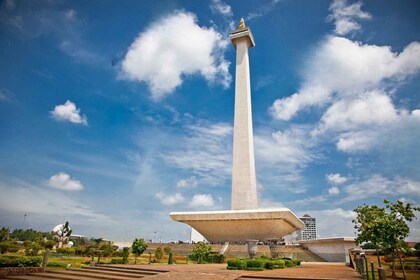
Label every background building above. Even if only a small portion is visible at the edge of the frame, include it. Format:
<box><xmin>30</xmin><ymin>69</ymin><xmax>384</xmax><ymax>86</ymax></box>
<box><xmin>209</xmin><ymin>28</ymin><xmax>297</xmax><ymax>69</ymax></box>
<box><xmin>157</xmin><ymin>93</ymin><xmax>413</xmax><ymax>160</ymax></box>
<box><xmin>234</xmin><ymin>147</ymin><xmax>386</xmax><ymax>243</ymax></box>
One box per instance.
<box><xmin>297</xmin><ymin>214</ymin><xmax>317</xmax><ymax>240</ymax></box>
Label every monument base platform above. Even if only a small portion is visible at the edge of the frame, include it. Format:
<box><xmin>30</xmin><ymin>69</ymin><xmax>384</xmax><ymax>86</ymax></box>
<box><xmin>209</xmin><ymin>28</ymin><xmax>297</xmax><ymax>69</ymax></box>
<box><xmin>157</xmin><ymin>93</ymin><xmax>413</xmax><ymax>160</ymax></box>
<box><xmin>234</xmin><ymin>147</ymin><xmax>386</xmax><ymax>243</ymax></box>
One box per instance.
<box><xmin>170</xmin><ymin>208</ymin><xmax>304</xmax><ymax>243</ymax></box>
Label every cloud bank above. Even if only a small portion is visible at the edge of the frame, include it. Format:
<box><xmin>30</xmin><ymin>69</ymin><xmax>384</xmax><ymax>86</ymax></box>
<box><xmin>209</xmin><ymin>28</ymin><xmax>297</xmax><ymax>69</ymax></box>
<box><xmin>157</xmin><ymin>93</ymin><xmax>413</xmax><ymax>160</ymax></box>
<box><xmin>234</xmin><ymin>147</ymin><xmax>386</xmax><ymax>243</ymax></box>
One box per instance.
<box><xmin>121</xmin><ymin>11</ymin><xmax>231</xmax><ymax>101</ymax></box>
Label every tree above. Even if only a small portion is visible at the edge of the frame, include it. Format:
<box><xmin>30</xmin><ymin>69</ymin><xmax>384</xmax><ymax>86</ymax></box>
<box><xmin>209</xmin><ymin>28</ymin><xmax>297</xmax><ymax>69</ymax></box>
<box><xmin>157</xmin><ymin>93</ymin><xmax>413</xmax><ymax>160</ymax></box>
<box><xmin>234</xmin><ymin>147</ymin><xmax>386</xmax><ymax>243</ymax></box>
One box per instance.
<box><xmin>163</xmin><ymin>245</ymin><xmax>172</xmax><ymax>255</ymax></box>
<box><xmin>132</xmin><ymin>238</ymin><xmax>148</xmax><ymax>264</ymax></box>
<box><xmin>353</xmin><ymin>199</ymin><xmax>419</xmax><ymax>279</ymax></box>
<box><xmin>122</xmin><ymin>247</ymin><xmax>130</xmax><ymax>264</ymax></box>
<box><xmin>0</xmin><ymin>227</ymin><xmax>9</xmax><ymax>242</ymax></box>
<box><xmin>154</xmin><ymin>246</ymin><xmax>163</xmax><ymax>262</ymax></box>
<box><xmin>190</xmin><ymin>242</ymin><xmax>212</xmax><ymax>263</ymax></box>
<box><xmin>353</xmin><ymin>203</ymin><xmax>386</xmax><ymax>267</ymax></box>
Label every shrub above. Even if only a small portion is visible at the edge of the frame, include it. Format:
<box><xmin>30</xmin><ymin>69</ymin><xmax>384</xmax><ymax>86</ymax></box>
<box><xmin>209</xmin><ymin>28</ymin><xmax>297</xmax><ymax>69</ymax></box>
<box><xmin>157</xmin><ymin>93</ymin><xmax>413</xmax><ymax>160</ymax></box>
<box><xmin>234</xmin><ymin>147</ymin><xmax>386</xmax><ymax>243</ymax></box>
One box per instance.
<box><xmin>227</xmin><ymin>259</ymin><xmax>247</xmax><ymax>270</ymax></box>
<box><xmin>0</xmin><ymin>256</ymin><xmax>42</xmax><ymax>267</ymax></box>
<box><xmin>163</xmin><ymin>246</ymin><xmax>172</xmax><ymax>255</ymax></box>
<box><xmin>168</xmin><ymin>252</ymin><xmax>174</xmax><ymax>264</ymax></box>
<box><xmin>246</xmin><ymin>259</ymin><xmax>265</xmax><ymax>270</ymax></box>
<box><xmin>110</xmin><ymin>258</ymin><xmax>124</xmax><ymax>264</ymax></box>
<box><xmin>284</xmin><ymin>259</ymin><xmax>294</xmax><ymax>267</ymax></box>
<box><xmin>155</xmin><ymin>247</ymin><xmax>163</xmax><ymax>261</ymax></box>
<box><xmin>47</xmin><ymin>261</ymin><xmax>67</xmax><ymax>267</ymax></box>
<box><xmin>0</xmin><ymin>241</ymin><xmax>10</xmax><ymax>254</ymax></box>
<box><xmin>25</xmin><ymin>242</ymin><xmax>42</xmax><ymax>256</ymax></box>
<box><xmin>189</xmin><ymin>242</ymin><xmax>212</xmax><ymax>263</ymax></box>
<box><xmin>122</xmin><ymin>247</ymin><xmax>129</xmax><ymax>264</ymax></box>
<box><xmin>273</xmin><ymin>259</ymin><xmax>285</xmax><ymax>268</ymax></box>
<box><xmin>207</xmin><ymin>253</ymin><xmax>225</xmax><ymax>263</ymax></box>
<box><xmin>265</xmin><ymin>261</ymin><xmax>274</xmax><ymax>269</ymax></box>
<box><xmin>56</xmin><ymin>247</ymin><xmax>76</xmax><ymax>255</ymax></box>
<box><xmin>292</xmin><ymin>259</ymin><xmax>301</xmax><ymax>266</ymax></box>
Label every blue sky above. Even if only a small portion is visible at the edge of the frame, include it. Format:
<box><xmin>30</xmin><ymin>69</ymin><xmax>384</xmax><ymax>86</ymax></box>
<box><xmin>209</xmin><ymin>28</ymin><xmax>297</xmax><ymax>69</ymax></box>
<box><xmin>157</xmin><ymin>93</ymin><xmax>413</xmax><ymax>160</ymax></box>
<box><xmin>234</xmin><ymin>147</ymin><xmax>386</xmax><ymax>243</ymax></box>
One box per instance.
<box><xmin>0</xmin><ymin>0</ymin><xmax>419</xmax><ymax>242</ymax></box>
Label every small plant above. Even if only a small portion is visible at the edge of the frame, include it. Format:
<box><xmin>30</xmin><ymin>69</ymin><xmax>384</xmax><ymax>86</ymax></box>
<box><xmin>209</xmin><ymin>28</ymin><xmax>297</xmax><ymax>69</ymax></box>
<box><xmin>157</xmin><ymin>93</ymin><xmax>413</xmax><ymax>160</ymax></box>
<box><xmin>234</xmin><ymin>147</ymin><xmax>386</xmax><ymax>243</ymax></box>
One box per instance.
<box><xmin>155</xmin><ymin>246</ymin><xmax>163</xmax><ymax>262</ymax></box>
<box><xmin>168</xmin><ymin>252</ymin><xmax>174</xmax><ymax>264</ymax></box>
<box><xmin>122</xmin><ymin>247</ymin><xmax>129</xmax><ymax>264</ymax></box>
<box><xmin>132</xmin><ymin>239</ymin><xmax>147</xmax><ymax>264</ymax></box>
<box><xmin>163</xmin><ymin>246</ymin><xmax>172</xmax><ymax>255</ymax></box>
<box><xmin>189</xmin><ymin>242</ymin><xmax>212</xmax><ymax>263</ymax></box>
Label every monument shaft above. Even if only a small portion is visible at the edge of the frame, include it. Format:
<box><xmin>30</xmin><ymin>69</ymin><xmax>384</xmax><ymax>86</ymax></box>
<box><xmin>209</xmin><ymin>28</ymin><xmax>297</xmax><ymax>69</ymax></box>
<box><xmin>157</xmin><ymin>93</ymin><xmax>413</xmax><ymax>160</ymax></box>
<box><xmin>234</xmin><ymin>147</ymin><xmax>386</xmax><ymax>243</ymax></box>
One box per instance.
<box><xmin>230</xmin><ymin>28</ymin><xmax>257</xmax><ymax>210</ymax></box>
<box><xmin>170</xmin><ymin>21</ymin><xmax>304</xmax><ymax>244</ymax></box>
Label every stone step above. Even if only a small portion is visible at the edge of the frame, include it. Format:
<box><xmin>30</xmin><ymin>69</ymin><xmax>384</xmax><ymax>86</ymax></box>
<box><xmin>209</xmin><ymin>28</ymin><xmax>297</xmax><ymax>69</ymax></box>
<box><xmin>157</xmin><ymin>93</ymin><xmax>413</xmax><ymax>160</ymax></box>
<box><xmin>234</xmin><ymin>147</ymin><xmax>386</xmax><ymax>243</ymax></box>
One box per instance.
<box><xmin>56</xmin><ymin>268</ymin><xmax>148</xmax><ymax>280</ymax></box>
<box><xmin>71</xmin><ymin>267</ymin><xmax>148</xmax><ymax>278</ymax></box>
<box><xmin>7</xmin><ymin>272</ymin><xmax>103</xmax><ymax>280</ymax></box>
<box><xmin>86</xmin><ymin>266</ymin><xmax>159</xmax><ymax>275</ymax></box>
<box><xmin>95</xmin><ymin>264</ymin><xmax>168</xmax><ymax>273</ymax></box>
<box><xmin>28</xmin><ymin>271</ymin><xmax>138</xmax><ymax>280</ymax></box>
<box><xmin>7</xmin><ymin>276</ymin><xmax>64</xmax><ymax>280</ymax></box>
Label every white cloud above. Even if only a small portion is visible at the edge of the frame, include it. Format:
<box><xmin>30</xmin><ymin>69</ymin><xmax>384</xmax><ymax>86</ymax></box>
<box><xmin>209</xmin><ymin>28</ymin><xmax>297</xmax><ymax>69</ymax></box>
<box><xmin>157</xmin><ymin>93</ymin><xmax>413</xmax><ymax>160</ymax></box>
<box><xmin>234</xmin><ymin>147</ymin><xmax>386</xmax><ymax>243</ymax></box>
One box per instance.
<box><xmin>328</xmin><ymin>186</ymin><xmax>340</xmax><ymax>195</ymax></box>
<box><xmin>176</xmin><ymin>176</ymin><xmax>198</xmax><ymax>188</ymax></box>
<box><xmin>51</xmin><ymin>100</ymin><xmax>88</xmax><ymax>125</ymax></box>
<box><xmin>327</xmin><ymin>0</ymin><xmax>372</xmax><ymax>35</ymax></box>
<box><xmin>319</xmin><ymin>90</ymin><xmax>398</xmax><ymax>132</ymax></box>
<box><xmin>326</xmin><ymin>173</ymin><xmax>348</xmax><ymax>185</ymax></box>
<box><xmin>155</xmin><ymin>192</ymin><xmax>185</xmax><ymax>206</ymax></box>
<box><xmin>46</xmin><ymin>172</ymin><xmax>84</xmax><ymax>191</ymax></box>
<box><xmin>270</xmin><ymin>37</ymin><xmax>420</xmax><ymax>121</ymax></box>
<box><xmin>0</xmin><ymin>177</ymin><xmax>116</xmax><ymax>234</ymax></box>
<box><xmin>121</xmin><ymin>11</ymin><xmax>231</xmax><ymax>101</ymax></box>
<box><xmin>254</xmin><ymin>126</ymin><xmax>317</xmax><ymax>193</ymax></box>
<box><xmin>210</xmin><ymin>0</ymin><xmax>232</xmax><ymax>16</ymax></box>
<box><xmin>190</xmin><ymin>194</ymin><xmax>214</xmax><ymax>207</ymax></box>
<box><xmin>340</xmin><ymin>174</ymin><xmax>420</xmax><ymax>203</ymax></box>
<box><xmin>0</xmin><ymin>88</ymin><xmax>14</xmax><ymax>102</ymax></box>
<box><xmin>246</xmin><ymin>0</ymin><xmax>282</xmax><ymax>21</ymax></box>
<box><xmin>162</xmin><ymin>122</ymin><xmax>232</xmax><ymax>186</ymax></box>
<box><xmin>336</xmin><ymin>130</ymin><xmax>376</xmax><ymax>152</ymax></box>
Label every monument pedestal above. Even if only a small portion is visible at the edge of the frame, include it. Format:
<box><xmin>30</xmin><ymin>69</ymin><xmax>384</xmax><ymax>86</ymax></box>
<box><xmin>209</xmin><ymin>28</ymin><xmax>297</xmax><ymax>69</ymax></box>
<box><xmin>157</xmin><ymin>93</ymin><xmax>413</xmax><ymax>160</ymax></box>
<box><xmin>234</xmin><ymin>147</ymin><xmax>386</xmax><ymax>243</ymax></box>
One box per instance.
<box><xmin>170</xmin><ymin>208</ymin><xmax>303</xmax><ymax>243</ymax></box>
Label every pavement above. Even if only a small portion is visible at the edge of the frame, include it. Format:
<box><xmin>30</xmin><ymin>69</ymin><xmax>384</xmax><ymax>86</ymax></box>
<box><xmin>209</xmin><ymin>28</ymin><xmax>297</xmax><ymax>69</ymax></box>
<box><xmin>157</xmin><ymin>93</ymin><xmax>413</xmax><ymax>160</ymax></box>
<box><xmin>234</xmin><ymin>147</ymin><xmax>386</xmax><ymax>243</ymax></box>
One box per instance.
<box><xmin>140</xmin><ymin>263</ymin><xmax>362</xmax><ymax>280</ymax></box>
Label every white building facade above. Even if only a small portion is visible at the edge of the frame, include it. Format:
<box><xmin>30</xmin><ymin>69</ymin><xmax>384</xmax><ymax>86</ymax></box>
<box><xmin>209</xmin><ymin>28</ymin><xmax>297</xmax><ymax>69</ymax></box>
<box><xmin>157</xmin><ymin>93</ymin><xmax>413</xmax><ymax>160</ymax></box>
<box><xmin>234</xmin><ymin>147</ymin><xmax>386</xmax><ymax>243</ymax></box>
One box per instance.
<box><xmin>297</xmin><ymin>214</ymin><xmax>317</xmax><ymax>240</ymax></box>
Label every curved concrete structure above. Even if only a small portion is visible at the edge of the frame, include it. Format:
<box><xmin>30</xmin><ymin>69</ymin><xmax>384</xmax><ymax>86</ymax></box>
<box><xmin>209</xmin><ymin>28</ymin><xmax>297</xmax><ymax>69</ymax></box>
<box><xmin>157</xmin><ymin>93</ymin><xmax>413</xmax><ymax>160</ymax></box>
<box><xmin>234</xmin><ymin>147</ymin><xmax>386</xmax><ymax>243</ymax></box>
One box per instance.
<box><xmin>170</xmin><ymin>208</ymin><xmax>304</xmax><ymax>243</ymax></box>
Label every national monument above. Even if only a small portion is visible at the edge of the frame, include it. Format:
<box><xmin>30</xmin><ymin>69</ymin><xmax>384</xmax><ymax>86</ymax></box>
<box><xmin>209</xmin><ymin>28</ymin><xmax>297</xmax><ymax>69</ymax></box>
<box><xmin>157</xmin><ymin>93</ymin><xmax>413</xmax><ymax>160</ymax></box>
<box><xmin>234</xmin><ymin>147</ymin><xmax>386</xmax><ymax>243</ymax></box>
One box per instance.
<box><xmin>170</xmin><ymin>19</ymin><xmax>304</xmax><ymax>245</ymax></box>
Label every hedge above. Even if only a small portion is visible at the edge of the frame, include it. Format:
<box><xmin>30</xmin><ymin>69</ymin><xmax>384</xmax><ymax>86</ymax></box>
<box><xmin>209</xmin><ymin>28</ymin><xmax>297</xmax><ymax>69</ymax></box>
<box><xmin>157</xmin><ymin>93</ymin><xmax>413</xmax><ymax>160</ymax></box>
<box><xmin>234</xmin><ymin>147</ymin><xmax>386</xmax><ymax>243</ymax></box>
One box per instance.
<box><xmin>227</xmin><ymin>259</ymin><xmax>247</xmax><ymax>270</ymax></box>
<box><xmin>227</xmin><ymin>258</ymin><xmax>299</xmax><ymax>271</ymax></box>
<box><xmin>273</xmin><ymin>259</ymin><xmax>285</xmax><ymax>268</ymax></box>
<box><xmin>47</xmin><ymin>261</ymin><xmax>67</xmax><ymax>268</ymax></box>
<box><xmin>246</xmin><ymin>259</ymin><xmax>265</xmax><ymax>271</ymax></box>
<box><xmin>110</xmin><ymin>258</ymin><xmax>124</xmax><ymax>264</ymax></box>
<box><xmin>0</xmin><ymin>256</ymin><xmax>42</xmax><ymax>267</ymax></box>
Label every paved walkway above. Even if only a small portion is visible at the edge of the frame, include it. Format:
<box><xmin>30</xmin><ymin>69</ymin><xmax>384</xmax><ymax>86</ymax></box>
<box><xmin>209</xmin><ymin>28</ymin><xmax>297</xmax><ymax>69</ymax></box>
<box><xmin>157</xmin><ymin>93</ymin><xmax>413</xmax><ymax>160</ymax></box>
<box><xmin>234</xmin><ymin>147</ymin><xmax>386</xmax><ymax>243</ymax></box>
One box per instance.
<box><xmin>139</xmin><ymin>263</ymin><xmax>362</xmax><ymax>280</ymax></box>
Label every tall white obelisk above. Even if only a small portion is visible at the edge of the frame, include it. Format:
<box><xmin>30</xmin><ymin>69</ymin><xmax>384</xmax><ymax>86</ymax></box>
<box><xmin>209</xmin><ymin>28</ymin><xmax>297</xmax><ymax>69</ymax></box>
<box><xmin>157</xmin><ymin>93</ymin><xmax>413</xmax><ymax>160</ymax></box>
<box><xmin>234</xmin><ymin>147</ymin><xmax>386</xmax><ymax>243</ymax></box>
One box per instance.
<box><xmin>230</xmin><ymin>19</ymin><xmax>258</xmax><ymax>210</ymax></box>
<box><xmin>170</xmin><ymin>19</ymin><xmax>304</xmax><ymax>244</ymax></box>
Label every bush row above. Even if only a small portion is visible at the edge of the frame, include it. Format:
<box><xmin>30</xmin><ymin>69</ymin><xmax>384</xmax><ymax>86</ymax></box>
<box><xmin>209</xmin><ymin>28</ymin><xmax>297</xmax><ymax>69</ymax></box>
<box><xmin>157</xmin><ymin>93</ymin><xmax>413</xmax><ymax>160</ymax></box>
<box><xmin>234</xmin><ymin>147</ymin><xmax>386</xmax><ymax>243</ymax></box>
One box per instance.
<box><xmin>188</xmin><ymin>253</ymin><xmax>225</xmax><ymax>264</ymax></box>
<box><xmin>227</xmin><ymin>258</ymin><xmax>301</xmax><ymax>271</ymax></box>
<box><xmin>46</xmin><ymin>261</ymin><xmax>67</xmax><ymax>268</ymax></box>
<box><xmin>0</xmin><ymin>256</ymin><xmax>42</xmax><ymax>267</ymax></box>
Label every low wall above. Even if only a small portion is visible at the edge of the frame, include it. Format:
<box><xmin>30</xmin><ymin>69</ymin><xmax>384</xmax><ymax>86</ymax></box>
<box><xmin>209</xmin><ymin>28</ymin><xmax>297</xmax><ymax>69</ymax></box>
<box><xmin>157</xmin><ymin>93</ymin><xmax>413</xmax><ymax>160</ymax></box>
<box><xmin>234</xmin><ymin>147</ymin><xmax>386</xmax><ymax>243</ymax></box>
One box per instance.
<box><xmin>299</xmin><ymin>237</ymin><xmax>358</xmax><ymax>263</ymax></box>
<box><xmin>0</xmin><ymin>267</ymin><xmax>43</xmax><ymax>279</ymax></box>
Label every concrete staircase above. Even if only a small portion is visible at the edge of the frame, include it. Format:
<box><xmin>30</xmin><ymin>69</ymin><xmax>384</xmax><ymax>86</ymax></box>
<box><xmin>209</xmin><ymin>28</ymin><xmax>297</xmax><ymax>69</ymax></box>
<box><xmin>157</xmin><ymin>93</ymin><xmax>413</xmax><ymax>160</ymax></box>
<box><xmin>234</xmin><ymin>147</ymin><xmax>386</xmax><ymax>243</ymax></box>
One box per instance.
<box><xmin>225</xmin><ymin>245</ymin><xmax>326</xmax><ymax>262</ymax></box>
<box><xmin>6</xmin><ymin>265</ymin><xmax>168</xmax><ymax>280</ymax></box>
